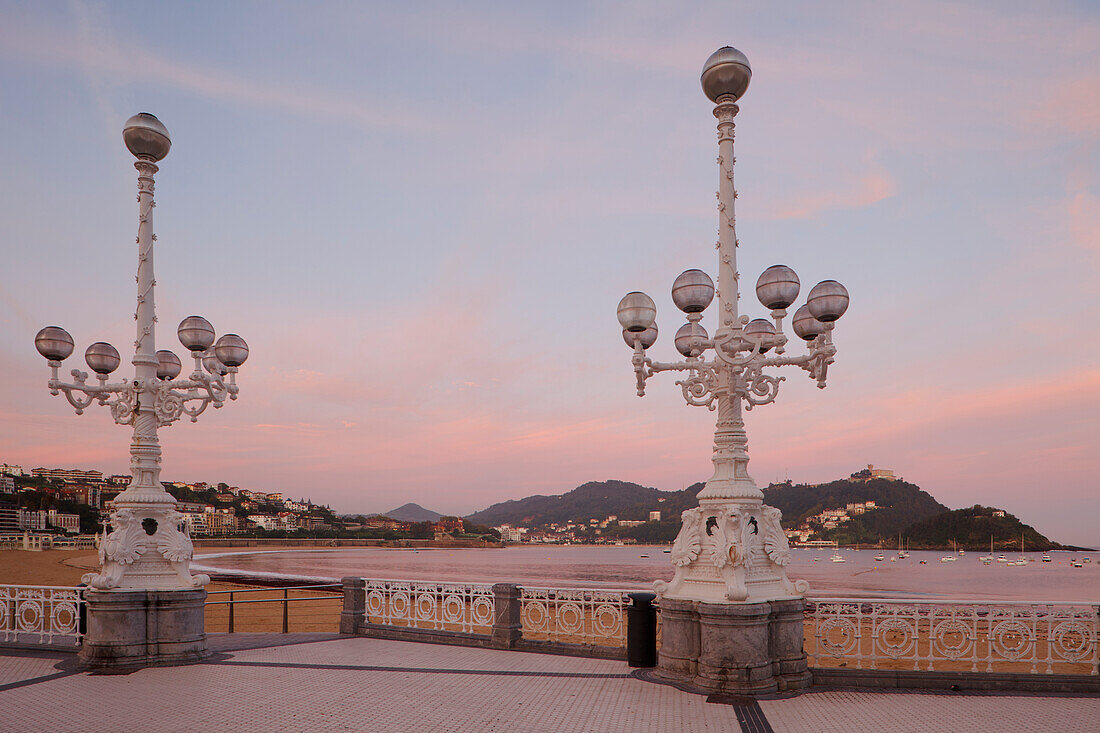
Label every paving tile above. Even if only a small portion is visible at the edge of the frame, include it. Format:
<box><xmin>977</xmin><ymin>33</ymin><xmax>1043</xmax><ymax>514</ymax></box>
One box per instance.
<box><xmin>0</xmin><ymin>638</ymin><xmax>1096</xmax><ymax>733</ymax></box>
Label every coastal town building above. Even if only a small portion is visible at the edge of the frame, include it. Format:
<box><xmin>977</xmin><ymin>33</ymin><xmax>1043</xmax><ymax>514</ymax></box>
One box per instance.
<box><xmin>31</xmin><ymin>467</ymin><xmax>104</xmax><ymax>484</ymax></box>
<box><xmin>247</xmin><ymin>515</ymin><xmax>278</xmax><ymax>531</ymax></box>
<box><xmin>0</xmin><ymin>463</ymin><xmax>24</xmax><ymax>476</ymax></box>
<box><xmin>208</xmin><ymin>510</ymin><xmax>239</xmax><ymax>534</ymax></box>
<box><xmin>47</xmin><ymin>510</ymin><xmax>80</xmax><ymax>533</ymax></box>
<box><xmin>61</xmin><ymin>484</ymin><xmax>101</xmax><ymax>508</ymax></box>
<box><xmin>0</xmin><ymin>475</ymin><xmax>13</xmax><ymax>493</ymax></box>
<box><xmin>496</xmin><ymin>525</ymin><xmax>525</xmax><ymax>542</ymax></box>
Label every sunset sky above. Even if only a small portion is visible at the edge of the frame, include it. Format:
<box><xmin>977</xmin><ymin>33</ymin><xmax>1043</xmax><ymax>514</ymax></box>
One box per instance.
<box><xmin>1</xmin><ymin>2</ymin><xmax>1096</xmax><ymax>546</ymax></box>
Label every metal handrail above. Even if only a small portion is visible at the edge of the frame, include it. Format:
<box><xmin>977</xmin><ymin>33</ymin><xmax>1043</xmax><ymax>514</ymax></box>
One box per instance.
<box><xmin>206</xmin><ymin>583</ymin><xmax>340</xmax><ymax>595</ymax></box>
<box><xmin>203</xmin><ymin>585</ymin><xmax>341</xmax><ymax>633</ymax></box>
<box><xmin>807</xmin><ymin>597</ymin><xmax>1099</xmax><ymax>607</ymax></box>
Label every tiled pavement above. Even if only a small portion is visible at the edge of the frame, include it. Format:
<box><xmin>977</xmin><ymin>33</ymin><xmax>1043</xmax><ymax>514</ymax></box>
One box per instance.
<box><xmin>0</xmin><ymin>636</ymin><xmax>1096</xmax><ymax>732</ymax></box>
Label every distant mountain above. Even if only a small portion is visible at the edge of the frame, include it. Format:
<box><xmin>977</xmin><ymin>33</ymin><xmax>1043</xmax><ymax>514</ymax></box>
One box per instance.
<box><xmin>462</xmin><ymin>475</ymin><xmax>1074</xmax><ymax>549</ymax></box>
<box><xmin>385</xmin><ymin>503</ymin><xmax>442</xmax><ymax>522</ymax></box>
<box><xmin>465</xmin><ymin>480</ymin><xmax>700</xmax><ymax>527</ymax></box>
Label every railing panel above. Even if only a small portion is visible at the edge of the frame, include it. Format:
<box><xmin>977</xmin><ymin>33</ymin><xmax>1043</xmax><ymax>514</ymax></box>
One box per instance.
<box><xmin>519</xmin><ymin>587</ymin><xmax>630</xmax><ymax>647</ymax></box>
<box><xmin>0</xmin><ymin>585</ymin><xmax>84</xmax><ymax>647</ymax></box>
<box><xmin>806</xmin><ymin>598</ymin><xmax>1098</xmax><ymax>675</ymax></box>
<box><xmin>363</xmin><ymin>579</ymin><xmax>494</xmax><ymax>635</ymax></box>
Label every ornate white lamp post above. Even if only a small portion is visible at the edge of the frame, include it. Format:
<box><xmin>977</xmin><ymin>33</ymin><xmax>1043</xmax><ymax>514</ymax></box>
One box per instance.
<box><xmin>34</xmin><ymin>114</ymin><xmax>248</xmax><ymax>594</ymax></box>
<box><xmin>616</xmin><ymin>48</ymin><xmax>849</xmax><ymax>696</ymax></box>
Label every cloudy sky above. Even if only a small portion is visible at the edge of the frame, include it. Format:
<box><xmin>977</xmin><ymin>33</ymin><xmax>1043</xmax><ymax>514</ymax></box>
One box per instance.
<box><xmin>0</xmin><ymin>1</ymin><xmax>1096</xmax><ymax>546</ymax></box>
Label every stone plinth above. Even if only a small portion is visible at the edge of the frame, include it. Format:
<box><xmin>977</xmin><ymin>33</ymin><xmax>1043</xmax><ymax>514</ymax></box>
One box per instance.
<box><xmin>340</xmin><ymin>577</ymin><xmax>365</xmax><ymax>634</ymax></box>
<box><xmin>79</xmin><ymin>588</ymin><xmax>209</xmax><ymax>672</ymax></box>
<box><xmin>768</xmin><ymin>598</ymin><xmax>812</xmax><ymax>692</ymax></box>
<box><xmin>490</xmin><ymin>583</ymin><xmax>522</xmax><ymax>649</ymax></box>
<box><xmin>656</xmin><ymin>598</ymin><xmax>809</xmax><ymax>697</ymax></box>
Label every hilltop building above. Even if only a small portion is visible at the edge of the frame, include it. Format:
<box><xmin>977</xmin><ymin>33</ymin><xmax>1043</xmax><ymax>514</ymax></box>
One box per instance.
<box><xmin>850</xmin><ymin>464</ymin><xmax>897</xmax><ymax>482</ymax></box>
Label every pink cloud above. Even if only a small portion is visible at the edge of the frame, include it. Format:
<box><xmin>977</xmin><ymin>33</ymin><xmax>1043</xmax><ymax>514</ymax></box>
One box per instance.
<box><xmin>756</xmin><ymin>171</ymin><xmax>897</xmax><ymax>221</ymax></box>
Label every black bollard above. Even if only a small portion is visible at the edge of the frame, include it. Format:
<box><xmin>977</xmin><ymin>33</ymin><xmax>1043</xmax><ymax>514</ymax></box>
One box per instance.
<box><xmin>626</xmin><ymin>592</ymin><xmax>657</xmax><ymax>667</ymax></box>
<box><xmin>76</xmin><ymin>582</ymin><xmax>88</xmax><ymax>638</ymax></box>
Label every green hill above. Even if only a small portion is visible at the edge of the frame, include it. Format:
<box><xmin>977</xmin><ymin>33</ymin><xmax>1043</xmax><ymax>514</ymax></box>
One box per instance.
<box><xmin>901</xmin><ymin>505</ymin><xmax>1065</xmax><ymax>551</ymax></box>
<box><xmin>463</xmin><ymin>474</ymin><xmax>1075</xmax><ymax>550</ymax></box>
<box><xmin>764</xmin><ymin>478</ymin><xmax>948</xmax><ymax>545</ymax></box>
<box><xmin>466</xmin><ymin>480</ymin><xmax>667</xmax><ymax>526</ymax></box>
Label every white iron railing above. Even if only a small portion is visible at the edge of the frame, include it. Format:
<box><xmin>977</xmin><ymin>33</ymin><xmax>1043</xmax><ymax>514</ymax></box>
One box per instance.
<box><xmin>520</xmin><ymin>587</ymin><xmax>631</xmax><ymax>647</ymax></box>
<box><xmin>0</xmin><ymin>584</ymin><xmax>84</xmax><ymax>647</ymax></box>
<box><xmin>363</xmin><ymin>579</ymin><xmax>495</xmax><ymax>635</ymax></box>
<box><xmin>806</xmin><ymin>598</ymin><xmax>1099</xmax><ymax>675</ymax></box>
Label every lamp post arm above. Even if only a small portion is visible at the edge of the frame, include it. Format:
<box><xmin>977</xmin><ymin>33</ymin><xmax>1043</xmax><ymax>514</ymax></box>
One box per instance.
<box><xmin>46</xmin><ymin>365</ymin><xmax>136</xmax><ymax>415</ymax></box>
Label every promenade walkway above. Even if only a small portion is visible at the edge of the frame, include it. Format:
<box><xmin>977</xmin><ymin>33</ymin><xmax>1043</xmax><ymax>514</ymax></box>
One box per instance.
<box><xmin>1</xmin><ymin>635</ymin><xmax>1095</xmax><ymax>732</ymax></box>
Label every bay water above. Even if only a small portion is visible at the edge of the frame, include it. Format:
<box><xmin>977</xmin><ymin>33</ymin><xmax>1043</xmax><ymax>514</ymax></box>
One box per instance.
<box><xmin>194</xmin><ymin>546</ymin><xmax>1098</xmax><ymax>602</ymax></box>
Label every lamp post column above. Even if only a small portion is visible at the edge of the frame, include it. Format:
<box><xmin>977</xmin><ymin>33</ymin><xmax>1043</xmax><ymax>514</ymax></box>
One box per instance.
<box><xmin>123</xmin><ymin>156</ymin><xmax>168</xmax><ymax>507</ymax></box>
<box><xmin>699</xmin><ymin>95</ymin><xmax>762</xmax><ymax>504</ymax></box>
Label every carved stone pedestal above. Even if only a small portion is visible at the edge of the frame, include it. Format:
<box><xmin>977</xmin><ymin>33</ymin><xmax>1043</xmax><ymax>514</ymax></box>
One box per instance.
<box><xmin>79</xmin><ymin>588</ymin><xmax>209</xmax><ymax>672</ymax></box>
<box><xmin>656</xmin><ymin>597</ymin><xmax>811</xmax><ymax>697</ymax></box>
<box><xmin>653</xmin><ymin>500</ymin><xmax>811</xmax><ymax>697</ymax></box>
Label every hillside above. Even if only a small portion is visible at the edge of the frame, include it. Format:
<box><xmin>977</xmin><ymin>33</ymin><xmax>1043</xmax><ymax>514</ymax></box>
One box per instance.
<box><xmin>385</xmin><ymin>503</ymin><xmax>442</xmax><ymax>522</ymax></box>
<box><xmin>462</xmin><ymin>475</ymin><xmax>1074</xmax><ymax>550</ymax></box>
<box><xmin>901</xmin><ymin>505</ymin><xmax>1065</xmax><ymax>551</ymax></box>
<box><xmin>764</xmin><ymin>478</ymin><xmax>949</xmax><ymax>545</ymax></box>
<box><xmin>465</xmin><ymin>480</ymin><xmax>672</xmax><ymax>526</ymax></box>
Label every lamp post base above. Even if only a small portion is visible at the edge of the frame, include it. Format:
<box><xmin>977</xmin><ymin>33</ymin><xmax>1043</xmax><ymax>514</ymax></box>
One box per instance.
<box><xmin>78</xmin><ymin>588</ymin><xmax>209</xmax><ymax>672</ymax></box>
<box><xmin>656</xmin><ymin>597</ymin><xmax>812</xmax><ymax>697</ymax></box>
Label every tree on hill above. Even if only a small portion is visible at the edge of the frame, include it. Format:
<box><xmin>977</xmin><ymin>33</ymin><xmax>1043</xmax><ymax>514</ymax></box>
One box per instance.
<box><xmin>465</xmin><ymin>480</ymin><xmax>667</xmax><ymax>527</ymax></box>
<box><xmin>763</xmin><ymin>478</ymin><xmax>947</xmax><ymax>531</ymax></box>
<box><xmin>901</xmin><ymin>505</ymin><xmax>1065</xmax><ymax>551</ymax></box>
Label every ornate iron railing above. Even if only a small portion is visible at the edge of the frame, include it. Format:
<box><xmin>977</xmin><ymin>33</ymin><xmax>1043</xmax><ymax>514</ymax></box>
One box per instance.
<box><xmin>806</xmin><ymin>598</ymin><xmax>1099</xmax><ymax>675</ymax></box>
<box><xmin>363</xmin><ymin>579</ymin><xmax>495</xmax><ymax>635</ymax></box>
<box><xmin>519</xmin><ymin>586</ymin><xmax>631</xmax><ymax>647</ymax></box>
<box><xmin>0</xmin><ymin>584</ymin><xmax>84</xmax><ymax>647</ymax></box>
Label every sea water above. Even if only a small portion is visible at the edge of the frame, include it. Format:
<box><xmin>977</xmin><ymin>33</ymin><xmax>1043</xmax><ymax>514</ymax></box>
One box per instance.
<box><xmin>193</xmin><ymin>546</ymin><xmax>1098</xmax><ymax>602</ymax></box>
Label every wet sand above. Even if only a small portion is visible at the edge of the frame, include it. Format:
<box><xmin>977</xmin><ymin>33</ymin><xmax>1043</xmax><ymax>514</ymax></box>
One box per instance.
<box><xmin>0</xmin><ymin>546</ymin><xmax>343</xmax><ymax>634</ymax></box>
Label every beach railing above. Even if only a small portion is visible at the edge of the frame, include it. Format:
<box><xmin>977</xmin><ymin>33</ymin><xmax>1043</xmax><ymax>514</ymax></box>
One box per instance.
<box><xmin>361</xmin><ymin>579</ymin><xmax>496</xmax><ymax>635</ymax></box>
<box><xmin>205</xmin><ymin>584</ymin><xmax>343</xmax><ymax>633</ymax></box>
<box><xmin>341</xmin><ymin>577</ymin><xmax>637</xmax><ymax>657</ymax></box>
<box><xmin>0</xmin><ymin>584</ymin><xmax>84</xmax><ymax>648</ymax></box>
<box><xmin>519</xmin><ymin>586</ymin><xmax>631</xmax><ymax>648</ymax></box>
<box><xmin>805</xmin><ymin>598</ymin><xmax>1099</xmax><ymax>675</ymax></box>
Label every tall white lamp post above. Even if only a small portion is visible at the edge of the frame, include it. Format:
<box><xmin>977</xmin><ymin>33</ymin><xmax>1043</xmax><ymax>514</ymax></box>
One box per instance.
<box><xmin>33</xmin><ymin>114</ymin><xmax>247</xmax><ymax>668</ymax></box>
<box><xmin>616</xmin><ymin>48</ymin><xmax>849</xmax><ymax>696</ymax></box>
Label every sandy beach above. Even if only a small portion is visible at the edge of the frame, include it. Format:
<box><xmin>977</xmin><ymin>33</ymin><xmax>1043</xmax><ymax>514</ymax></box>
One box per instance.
<box><xmin>0</xmin><ymin>547</ymin><xmax>343</xmax><ymax>634</ymax></box>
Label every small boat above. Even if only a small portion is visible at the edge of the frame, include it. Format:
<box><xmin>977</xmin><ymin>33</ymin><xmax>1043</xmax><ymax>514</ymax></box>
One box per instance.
<box><xmin>1041</xmin><ymin>554</ymin><xmax>1051</xmax><ymax>563</ymax></box>
<box><xmin>919</xmin><ymin>560</ymin><xmax>927</xmax><ymax>565</ymax></box>
<box><xmin>940</xmin><ymin>555</ymin><xmax>956</xmax><ymax>563</ymax></box>
<box><xmin>889</xmin><ymin>556</ymin><xmax>897</xmax><ymax>562</ymax></box>
<box><xmin>874</xmin><ymin>553</ymin><xmax>885</xmax><ymax>561</ymax></box>
<box><xmin>1013</xmin><ymin>532</ymin><xmax>1027</xmax><ymax>565</ymax></box>
<box><xmin>639</xmin><ymin>554</ymin><xmax>649</xmax><ymax>558</ymax></box>
<box><xmin>1083</xmin><ymin>557</ymin><xmax>1091</xmax><ymax>563</ymax></box>
<box><xmin>1071</xmin><ymin>559</ymin><xmax>1084</xmax><ymax>568</ymax></box>
<box><xmin>997</xmin><ymin>554</ymin><xmax>1009</xmax><ymax>563</ymax></box>
<box><xmin>830</xmin><ymin>542</ymin><xmax>845</xmax><ymax>563</ymax></box>
<box><xmin>662</xmin><ymin>549</ymin><xmax>671</xmax><ymax>554</ymax></box>
<box><xmin>979</xmin><ymin>535</ymin><xmax>994</xmax><ymax>564</ymax></box>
